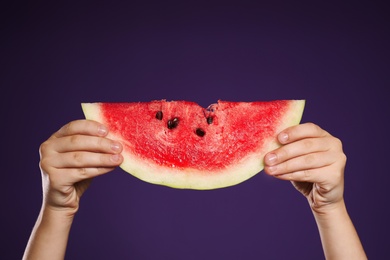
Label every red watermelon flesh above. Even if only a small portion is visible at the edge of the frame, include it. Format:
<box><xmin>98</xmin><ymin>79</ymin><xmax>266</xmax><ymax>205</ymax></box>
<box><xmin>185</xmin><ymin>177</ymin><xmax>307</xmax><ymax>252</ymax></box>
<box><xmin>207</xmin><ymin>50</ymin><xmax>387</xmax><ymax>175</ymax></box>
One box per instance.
<box><xmin>82</xmin><ymin>100</ymin><xmax>305</xmax><ymax>189</ymax></box>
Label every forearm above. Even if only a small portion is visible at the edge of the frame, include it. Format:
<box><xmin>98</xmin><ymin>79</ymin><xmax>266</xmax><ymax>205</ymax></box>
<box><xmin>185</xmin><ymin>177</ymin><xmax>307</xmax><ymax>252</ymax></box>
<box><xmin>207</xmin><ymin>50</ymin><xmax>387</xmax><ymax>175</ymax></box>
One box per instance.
<box><xmin>23</xmin><ymin>205</ymin><xmax>74</xmax><ymax>260</ymax></box>
<box><xmin>312</xmin><ymin>200</ymin><xmax>367</xmax><ymax>260</ymax></box>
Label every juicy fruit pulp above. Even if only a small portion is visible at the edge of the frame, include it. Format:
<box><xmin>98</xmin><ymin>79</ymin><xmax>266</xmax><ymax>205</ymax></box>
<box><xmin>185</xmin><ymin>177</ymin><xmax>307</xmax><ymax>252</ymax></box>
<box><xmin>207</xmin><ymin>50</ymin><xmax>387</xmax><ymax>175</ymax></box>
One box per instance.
<box><xmin>82</xmin><ymin>100</ymin><xmax>305</xmax><ymax>190</ymax></box>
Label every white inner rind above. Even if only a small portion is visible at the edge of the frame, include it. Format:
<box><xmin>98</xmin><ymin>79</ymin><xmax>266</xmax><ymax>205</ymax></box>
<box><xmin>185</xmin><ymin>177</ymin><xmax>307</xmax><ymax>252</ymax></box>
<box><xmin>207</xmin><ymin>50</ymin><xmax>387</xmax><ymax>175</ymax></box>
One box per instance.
<box><xmin>81</xmin><ymin>100</ymin><xmax>305</xmax><ymax>190</ymax></box>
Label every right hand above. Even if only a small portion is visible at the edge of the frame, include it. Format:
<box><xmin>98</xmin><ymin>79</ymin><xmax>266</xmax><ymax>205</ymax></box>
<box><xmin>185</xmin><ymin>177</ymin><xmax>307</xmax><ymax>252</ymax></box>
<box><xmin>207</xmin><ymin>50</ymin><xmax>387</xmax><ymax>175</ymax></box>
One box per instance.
<box><xmin>264</xmin><ymin>123</ymin><xmax>346</xmax><ymax>214</ymax></box>
<box><xmin>39</xmin><ymin>120</ymin><xmax>123</xmax><ymax>217</ymax></box>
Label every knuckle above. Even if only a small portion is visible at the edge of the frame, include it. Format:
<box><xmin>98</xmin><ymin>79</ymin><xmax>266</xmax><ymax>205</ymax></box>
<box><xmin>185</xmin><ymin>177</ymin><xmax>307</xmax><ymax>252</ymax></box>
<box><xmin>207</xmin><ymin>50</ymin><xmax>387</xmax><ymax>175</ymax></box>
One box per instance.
<box><xmin>303</xmin><ymin>169</ymin><xmax>311</xmax><ymax>180</ymax></box>
<box><xmin>305</xmin><ymin>122</ymin><xmax>316</xmax><ymax>128</ymax></box>
<box><xmin>86</xmin><ymin>120</ymin><xmax>100</xmax><ymax>134</ymax></box>
<box><xmin>39</xmin><ymin>157</ymin><xmax>50</xmax><ymax>171</ymax></box>
<box><xmin>101</xmin><ymin>154</ymin><xmax>110</xmax><ymax>164</ymax></box>
<box><xmin>39</xmin><ymin>147</ymin><xmax>55</xmax><ymax>172</ymax></box>
<box><xmin>293</xmin><ymin>169</ymin><xmax>311</xmax><ymax>182</ymax></box>
<box><xmin>62</xmin><ymin>121</ymin><xmax>73</xmax><ymax>135</ymax></box>
<box><xmin>304</xmin><ymin>154</ymin><xmax>316</xmax><ymax>165</ymax></box>
<box><xmin>39</xmin><ymin>140</ymin><xmax>51</xmax><ymax>156</ymax></box>
<box><xmin>69</xmin><ymin>135</ymin><xmax>80</xmax><ymax>145</ymax></box>
<box><xmin>96</xmin><ymin>136</ymin><xmax>105</xmax><ymax>148</ymax></box>
<box><xmin>77</xmin><ymin>167</ymin><xmax>88</xmax><ymax>176</ymax></box>
<box><xmin>277</xmin><ymin>148</ymin><xmax>288</xmax><ymax>162</ymax></box>
<box><xmin>280</xmin><ymin>161</ymin><xmax>289</xmax><ymax>173</ymax></box>
<box><xmin>305</xmin><ymin>122</ymin><xmax>323</xmax><ymax>136</ymax></box>
<box><xmin>333</xmin><ymin>137</ymin><xmax>343</xmax><ymax>149</ymax></box>
<box><xmin>73</xmin><ymin>152</ymin><xmax>83</xmax><ymax>165</ymax></box>
<box><xmin>340</xmin><ymin>152</ymin><xmax>347</xmax><ymax>164</ymax></box>
<box><xmin>329</xmin><ymin>137</ymin><xmax>346</xmax><ymax>157</ymax></box>
<box><xmin>310</xmin><ymin>123</ymin><xmax>322</xmax><ymax>134</ymax></box>
<box><xmin>303</xmin><ymin>139</ymin><xmax>314</xmax><ymax>149</ymax></box>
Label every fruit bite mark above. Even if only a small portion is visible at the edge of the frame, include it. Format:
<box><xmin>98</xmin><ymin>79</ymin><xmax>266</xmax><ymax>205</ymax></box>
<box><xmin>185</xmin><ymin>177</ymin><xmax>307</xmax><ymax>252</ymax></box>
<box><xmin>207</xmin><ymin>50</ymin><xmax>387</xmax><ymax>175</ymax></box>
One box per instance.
<box><xmin>100</xmin><ymin>100</ymin><xmax>293</xmax><ymax>171</ymax></box>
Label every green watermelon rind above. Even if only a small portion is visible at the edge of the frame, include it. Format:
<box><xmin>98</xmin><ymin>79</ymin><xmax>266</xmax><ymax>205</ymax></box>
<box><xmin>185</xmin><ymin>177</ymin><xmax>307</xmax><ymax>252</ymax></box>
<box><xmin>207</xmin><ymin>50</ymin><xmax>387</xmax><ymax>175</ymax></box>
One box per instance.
<box><xmin>81</xmin><ymin>100</ymin><xmax>305</xmax><ymax>190</ymax></box>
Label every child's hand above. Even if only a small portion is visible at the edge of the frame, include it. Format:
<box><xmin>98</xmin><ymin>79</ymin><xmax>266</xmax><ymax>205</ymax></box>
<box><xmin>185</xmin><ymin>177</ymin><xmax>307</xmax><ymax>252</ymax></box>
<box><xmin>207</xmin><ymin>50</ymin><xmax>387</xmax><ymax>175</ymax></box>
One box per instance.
<box><xmin>39</xmin><ymin>120</ymin><xmax>123</xmax><ymax>216</ymax></box>
<box><xmin>264</xmin><ymin>123</ymin><xmax>346</xmax><ymax>213</ymax></box>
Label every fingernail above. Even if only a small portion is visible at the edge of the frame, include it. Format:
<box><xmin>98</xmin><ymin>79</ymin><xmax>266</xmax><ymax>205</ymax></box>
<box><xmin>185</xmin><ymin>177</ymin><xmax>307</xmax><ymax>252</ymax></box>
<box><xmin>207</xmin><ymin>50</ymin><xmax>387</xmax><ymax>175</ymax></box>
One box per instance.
<box><xmin>266</xmin><ymin>153</ymin><xmax>277</xmax><ymax>165</ymax></box>
<box><xmin>98</xmin><ymin>125</ymin><xmax>108</xmax><ymax>136</ymax></box>
<box><xmin>111</xmin><ymin>142</ymin><xmax>121</xmax><ymax>152</ymax></box>
<box><xmin>111</xmin><ymin>154</ymin><xmax>121</xmax><ymax>162</ymax></box>
<box><xmin>279</xmin><ymin>133</ymin><xmax>288</xmax><ymax>143</ymax></box>
<box><xmin>267</xmin><ymin>166</ymin><xmax>277</xmax><ymax>173</ymax></box>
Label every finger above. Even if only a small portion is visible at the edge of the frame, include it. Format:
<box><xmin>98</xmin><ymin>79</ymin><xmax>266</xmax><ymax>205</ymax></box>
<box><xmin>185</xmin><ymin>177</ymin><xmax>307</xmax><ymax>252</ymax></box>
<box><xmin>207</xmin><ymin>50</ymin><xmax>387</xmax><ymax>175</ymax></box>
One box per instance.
<box><xmin>271</xmin><ymin>166</ymin><xmax>344</xmax><ymax>195</ymax></box>
<box><xmin>264</xmin><ymin>136</ymin><xmax>334</xmax><ymax>166</ymax></box>
<box><xmin>68</xmin><ymin>167</ymin><xmax>115</xmax><ymax>183</ymax></box>
<box><xmin>271</xmin><ymin>167</ymin><xmax>328</xmax><ymax>183</ymax></box>
<box><xmin>52</xmin><ymin>120</ymin><xmax>108</xmax><ymax>139</ymax></box>
<box><xmin>51</xmin><ymin>167</ymin><xmax>115</xmax><ymax>185</ymax></box>
<box><xmin>277</xmin><ymin>122</ymin><xmax>329</xmax><ymax>145</ymax></box>
<box><xmin>264</xmin><ymin>150</ymin><xmax>338</xmax><ymax>176</ymax></box>
<box><xmin>51</xmin><ymin>135</ymin><xmax>122</xmax><ymax>154</ymax></box>
<box><xmin>48</xmin><ymin>151</ymin><xmax>123</xmax><ymax>169</ymax></box>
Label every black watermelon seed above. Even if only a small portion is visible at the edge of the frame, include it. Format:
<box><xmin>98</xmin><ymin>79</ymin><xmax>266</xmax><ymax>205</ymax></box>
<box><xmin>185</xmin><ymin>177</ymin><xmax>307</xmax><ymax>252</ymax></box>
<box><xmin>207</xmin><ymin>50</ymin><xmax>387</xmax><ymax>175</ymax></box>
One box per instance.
<box><xmin>167</xmin><ymin>117</ymin><xmax>179</xmax><ymax>129</ymax></box>
<box><xmin>207</xmin><ymin>116</ymin><xmax>213</xmax><ymax>124</ymax></box>
<box><xmin>155</xmin><ymin>111</ymin><xmax>163</xmax><ymax>120</ymax></box>
<box><xmin>195</xmin><ymin>128</ymin><xmax>206</xmax><ymax>137</ymax></box>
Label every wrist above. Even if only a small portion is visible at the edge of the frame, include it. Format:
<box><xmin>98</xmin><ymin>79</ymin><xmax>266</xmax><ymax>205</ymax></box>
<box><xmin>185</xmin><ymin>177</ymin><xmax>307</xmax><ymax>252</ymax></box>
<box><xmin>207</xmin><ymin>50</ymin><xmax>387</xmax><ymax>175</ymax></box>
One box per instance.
<box><xmin>309</xmin><ymin>195</ymin><xmax>346</xmax><ymax>215</ymax></box>
<box><xmin>311</xmin><ymin>200</ymin><xmax>348</xmax><ymax>228</ymax></box>
<box><xmin>43</xmin><ymin>192</ymin><xmax>80</xmax><ymax>219</ymax></box>
<box><xmin>40</xmin><ymin>203</ymin><xmax>76</xmax><ymax>224</ymax></box>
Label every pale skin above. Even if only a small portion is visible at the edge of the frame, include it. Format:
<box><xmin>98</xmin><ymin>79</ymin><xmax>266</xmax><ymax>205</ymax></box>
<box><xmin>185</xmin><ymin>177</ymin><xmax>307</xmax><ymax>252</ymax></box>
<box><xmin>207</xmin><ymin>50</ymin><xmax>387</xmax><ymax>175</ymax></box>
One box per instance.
<box><xmin>23</xmin><ymin>120</ymin><xmax>367</xmax><ymax>260</ymax></box>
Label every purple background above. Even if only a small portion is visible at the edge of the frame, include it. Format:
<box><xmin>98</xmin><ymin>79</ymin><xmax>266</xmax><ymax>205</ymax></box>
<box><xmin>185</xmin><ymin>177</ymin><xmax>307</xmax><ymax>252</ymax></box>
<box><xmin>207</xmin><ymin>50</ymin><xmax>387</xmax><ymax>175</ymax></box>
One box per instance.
<box><xmin>2</xmin><ymin>1</ymin><xmax>389</xmax><ymax>259</ymax></box>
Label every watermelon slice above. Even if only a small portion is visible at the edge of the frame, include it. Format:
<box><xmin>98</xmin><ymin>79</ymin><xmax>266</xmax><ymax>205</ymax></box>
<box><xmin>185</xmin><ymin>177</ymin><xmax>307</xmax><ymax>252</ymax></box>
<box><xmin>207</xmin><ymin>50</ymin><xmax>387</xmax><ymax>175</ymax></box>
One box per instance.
<box><xmin>81</xmin><ymin>100</ymin><xmax>305</xmax><ymax>190</ymax></box>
